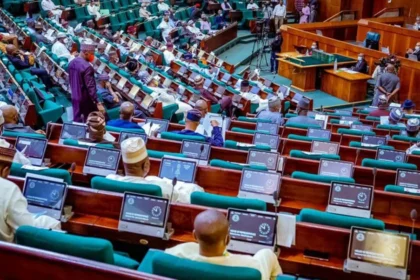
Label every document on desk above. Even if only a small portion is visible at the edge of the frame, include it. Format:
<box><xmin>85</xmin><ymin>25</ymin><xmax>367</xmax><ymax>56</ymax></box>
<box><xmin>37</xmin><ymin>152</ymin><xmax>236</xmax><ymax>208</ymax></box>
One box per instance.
<box><xmin>276</xmin><ymin>213</ymin><xmax>296</xmax><ymax>247</ymax></box>
<box><xmin>340</xmin><ymin>68</ymin><xmax>358</xmax><ymax>74</ymax></box>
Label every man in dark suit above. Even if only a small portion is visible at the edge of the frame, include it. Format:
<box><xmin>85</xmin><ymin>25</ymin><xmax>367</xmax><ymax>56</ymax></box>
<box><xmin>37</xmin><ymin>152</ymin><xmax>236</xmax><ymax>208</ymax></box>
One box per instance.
<box><xmin>351</xmin><ymin>53</ymin><xmax>368</xmax><ymax>73</ymax></box>
<box><xmin>405</xmin><ymin>42</ymin><xmax>420</xmax><ymax>61</ymax></box>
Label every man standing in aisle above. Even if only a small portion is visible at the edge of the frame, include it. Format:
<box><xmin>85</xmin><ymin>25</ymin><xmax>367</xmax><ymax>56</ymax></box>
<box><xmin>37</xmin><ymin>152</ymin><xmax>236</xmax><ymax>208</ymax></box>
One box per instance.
<box><xmin>272</xmin><ymin>0</ymin><xmax>287</xmax><ymax>32</ymax></box>
<box><xmin>68</xmin><ymin>41</ymin><xmax>105</xmax><ymax>122</ymax></box>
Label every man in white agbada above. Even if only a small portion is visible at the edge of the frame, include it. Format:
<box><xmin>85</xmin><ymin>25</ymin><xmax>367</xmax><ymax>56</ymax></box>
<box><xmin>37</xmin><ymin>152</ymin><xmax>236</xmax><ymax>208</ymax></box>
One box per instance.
<box><xmin>106</xmin><ymin>137</ymin><xmax>203</xmax><ymax>203</ymax></box>
<box><xmin>162</xmin><ymin>42</ymin><xmax>175</xmax><ymax>65</ymax></box>
<box><xmin>157</xmin><ymin>0</ymin><xmax>170</xmax><ymax>12</ymax></box>
<box><xmin>166</xmin><ymin>209</ymin><xmax>282</xmax><ymax>280</ymax></box>
<box><xmin>186</xmin><ymin>20</ymin><xmax>206</xmax><ymax>40</ymax></box>
<box><xmin>239</xmin><ymin>80</ymin><xmax>266</xmax><ymax>112</ymax></box>
<box><xmin>87</xmin><ymin>1</ymin><xmax>101</xmax><ymax>21</ymax></box>
<box><xmin>405</xmin><ymin>118</ymin><xmax>420</xmax><ymax>155</ymax></box>
<box><xmin>51</xmin><ymin>32</ymin><xmax>74</xmax><ymax>61</ymax></box>
<box><xmin>157</xmin><ymin>15</ymin><xmax>175</xmax><ymax>42</ymax></box>
<box><xmin>0</xmin><ymin>145</ymin><xmax>61</xmax><ymax>242</ymax></box>
<box><xmin>41</xmin><ymin>0</ymin><xmax>62</xmax><ymax>21</ymax></box>
<box><xmin>248</xmin><ymin>69</ymin><xmax>268</xmax><ymax>112</ymax></box>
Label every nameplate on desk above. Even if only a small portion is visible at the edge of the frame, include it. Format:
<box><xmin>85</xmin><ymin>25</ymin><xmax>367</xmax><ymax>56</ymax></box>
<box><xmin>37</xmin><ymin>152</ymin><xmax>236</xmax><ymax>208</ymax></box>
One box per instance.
<box><xmin>97</xmin><ymin>63</ymin><xmax>106</xmax><ymax>74</ymax></box>
<box><xmin>117</xmin><ymin>77</ymin><xmax>128</xmax><ymax>90</ymax></box>
<box><xmin>129</xmin><ymin>86</ymin><xmax>140</xmax><ymax>99</ymax></box>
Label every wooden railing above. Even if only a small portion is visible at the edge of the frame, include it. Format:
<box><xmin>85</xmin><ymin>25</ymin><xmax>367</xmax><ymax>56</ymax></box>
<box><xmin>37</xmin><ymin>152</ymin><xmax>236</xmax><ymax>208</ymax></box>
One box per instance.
<box><xmin>373</xmin><ymin>7</ymin><xmax>403</xmax><ymax>18</ymax></box>
<box><xmin>324</xmin><ymin>10</ymin><xmax>357</xmax><ymax>22</ymax></box>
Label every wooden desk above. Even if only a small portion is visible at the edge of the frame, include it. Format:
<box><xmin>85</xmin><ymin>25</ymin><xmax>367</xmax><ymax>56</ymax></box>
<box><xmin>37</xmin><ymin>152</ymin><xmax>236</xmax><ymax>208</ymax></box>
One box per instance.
<box><xmin>200</xmin><ymin>22</ymin><xmax>238</xmax><ymax>52</ymax></box>
<box><xmin>229</xmin><ymin>10</ymin><xmax>242</xmax><ymax>22</ymax></box>
<box><xmin>321</xmin><ymin>69</ymin><xmax>371</xmax><ymax>102</ymax></box>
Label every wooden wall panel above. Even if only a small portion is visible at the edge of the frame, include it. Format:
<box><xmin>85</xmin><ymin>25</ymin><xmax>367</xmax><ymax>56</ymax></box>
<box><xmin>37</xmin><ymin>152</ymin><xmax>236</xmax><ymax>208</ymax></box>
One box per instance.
<box><xmin>372</xmin><ymin>0</ymin><xmax>420</xmax><ymax>22</ymax></box>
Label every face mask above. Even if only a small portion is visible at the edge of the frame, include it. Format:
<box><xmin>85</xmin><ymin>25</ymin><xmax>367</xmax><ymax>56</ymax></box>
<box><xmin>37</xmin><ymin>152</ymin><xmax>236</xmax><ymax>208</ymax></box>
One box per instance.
<box><xmin>87</xmin><ymin>53</ymin><xmax>95</xmax><ymax>62</ymax></box>
<box><xmin>63</xmin><ymin>38</ymin><xmax>69</xmax><ymax>44</ymax></box>
<box><xmin>416</xmin><ymin>46</ymin><xmax>420</xmax><ymax>51</ymax></box>
<box><xmin>358</xmin><ymin>56</ymin><xmax>362</xmax><ymax>61</ymax></box>
<box><xmin>311</xmin><ymin>45</ymin><xmax>316</xmax><ymax>49</ymax></box>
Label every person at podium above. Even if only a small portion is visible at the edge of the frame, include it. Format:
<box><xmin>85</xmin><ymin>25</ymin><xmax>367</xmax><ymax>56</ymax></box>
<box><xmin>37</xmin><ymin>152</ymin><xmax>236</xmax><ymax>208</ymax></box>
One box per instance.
<box><xmin>351</xmin><ymin>53</ymin><xmax>368</xmax><ymax>74</ymax></box>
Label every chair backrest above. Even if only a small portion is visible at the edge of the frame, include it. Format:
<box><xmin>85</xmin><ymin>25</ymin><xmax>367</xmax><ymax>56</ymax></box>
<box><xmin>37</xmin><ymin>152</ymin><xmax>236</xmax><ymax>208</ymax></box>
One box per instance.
<box><xmin>162</xmin><ymin>103</ymin><xmax>179</xmax><ymax>120</ymax></box>
<box><xmin>224</xmin><ymin>140</ymin><xmax>271</xmax><ymax>151</ymax></box>
<box><xmin>91</xmin><ymin>176</ymin><xmax>163</xmax><ymax>197</ymax></box>
<box><xmin>285</xmin><ymin>122</ymin><xmax>321</xmax><ymax>129</ymax></box>
<box><xmin>10</xmin><ymin>163</ymin><xmax>72</xmax><ymax>184</ymax></box>
<box><xmin>289</xmin><ymin>150</ymin><xmax>341</xmax><ymax>161</ymax></box>
<box><xmin>160</xmin><ymin>131</ymin><xmax>206</xmax><ymax>142</ymax></box>
<box><xmin>2</xmin><ymin>130</ymin><xmax>46</xmax><ymax>139</ymax></box>
<box><xmin>385</xmin><ymin>185</ymin><xmax>420</xmax><ymax>196</ymax></box>
<box><xmin>237</xmin><ymin>116</ymin><xmax>272</xmax><ymax>123</ymax></box>
<box><xmin>349</xmin><ymin>141</ymin><xmax>394</xmax><ymax>150</ymax></box>
<box><xmin>16</xmin><ymin>226</ymin><xmax>115</xmax><ymax>264</ymax></box>
<box><xmin>231</xmin><ymin>127</ymin><xmax>269</xmax><ymax>135</ymax></box>
<box><xmin>376</xmin><ymin>124</ymin><xmax>406</xmax><ymax>131</ymax></box>
<box><xmin>337</xmin><ymin>128</ymin><xmax>376</xmax><ymax>136</ymax></box>
<box><xmin>361</xmin><ymin>159</ymin><xmax>417</xmax><ymax>171</ymax></box>
<box><xmin>291</xmin><ymin>171</ymin><xmax>356</xmax><ymax>184</ymax></box>
<box><xmin>147</xmin><ymin>150</ymin><xmax>186</xmax><ymax>159</ymax></box>
<box><xmin>287</xmin><ymin>134</ymin><xmax>329</xmax><ymax>142</ymax></box>
<box><xmin>105</xmin><ymin>126</ymin><xmax>145</xmax><ymax>133</ymax></box>
<box><xmin>63</xmin><ymin>139</ymin><xmax>115</xmax><ymax>149</ymax></box>
<box><xmin>209</xmin><ymin>159</ymin><xmax>268</xmax><ymax>171</ymax></box>
<box><xmin>392</xmin><ymin>135</ymin><xmax>420</xmax><ymax>143</ymax></box>
<box><xmin>191</xmin><ymin>192</ymin><xmax>267</xmax><ymax>211</ymax></box>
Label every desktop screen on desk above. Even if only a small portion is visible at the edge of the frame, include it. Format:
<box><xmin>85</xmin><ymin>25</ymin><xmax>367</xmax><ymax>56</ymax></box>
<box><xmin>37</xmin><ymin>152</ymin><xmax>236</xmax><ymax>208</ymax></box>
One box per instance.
<box><xmin>319</xmin><ymin>159</ymin><xmax>353</xmax><ymax>178</ymax></box>
<box><xmin>159</xmin><ymin>157</ymin><xmax>196</xmax><ymax>183</ymax></box>
<box><xmin>16</xmin><ymin>137</ymin><xmax>47</xmax><ymax>160</ymax></box>
<box><xmin>121</xmin><ymin>193</ymin><xmax>168</xmax><ymax>227</ymax></box>
<box><xmin>86</xmin><ymin>148</ymin><xmax>120</xmax><ymax>170</ymax></box>
<box><xmin>240</xmin><ymin>169</ymin><xmax>280</xmax><ymax>195</ymax></box>
<box><xmin>24</xmin><ymin>177</ymin><xmax>66</xmax><ymax>210</ymax></box>
<box><xmin>330</xmin><ymin>183</ymin><xmax>372</xmax><ymax>210</ymax></box>
<box><xmin>396</xmin><ymin>170</ymin><xmax>420</xmax><ymax>189</ymax></box>
<box><xmin>61</xmin><ymin>124</ymin><xmax>87</xmax><ymax>140</ymax></box>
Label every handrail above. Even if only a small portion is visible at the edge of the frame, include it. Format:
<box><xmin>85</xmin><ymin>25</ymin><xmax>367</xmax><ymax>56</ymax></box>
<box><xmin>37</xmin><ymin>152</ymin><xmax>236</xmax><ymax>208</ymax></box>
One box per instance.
<box><xmin>324</xmin><ymin>10</ymin><xmax>357</xmax><ymax>22</ymax></box>
<box><xmin>373</xmin><ymin>7</ymin><xmax>403</xmax><ymax>18</ymax></box>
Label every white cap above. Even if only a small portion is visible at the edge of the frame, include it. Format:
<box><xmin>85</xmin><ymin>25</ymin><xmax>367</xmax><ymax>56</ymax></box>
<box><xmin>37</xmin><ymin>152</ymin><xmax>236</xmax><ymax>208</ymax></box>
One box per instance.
<box><xmin>121</xmin><ymin>137</ymin><xmax>148</xmax><ymax>164</ymax></box>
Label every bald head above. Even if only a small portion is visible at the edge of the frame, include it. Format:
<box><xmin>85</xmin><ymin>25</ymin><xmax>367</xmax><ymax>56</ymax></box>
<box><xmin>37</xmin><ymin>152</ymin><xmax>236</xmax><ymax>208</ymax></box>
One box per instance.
<box><xmin>120</xmin><ymin>102</ymin><xmax>134</xmax><ymax>121</ymax></box>
<box><xmin>386</xmin><ymin>64</ymin><xmax>395</xmax><ymax>73</ymax></box>
<box><xmin>5</xmin><ymin>44</ymin><xmax>16</xmax><ymax>55</ymax></box>
<box><xmin>1</xmin><ymin>105</ymin><xmax>19</xmax><ymax>124</ymax></box>
<box><xmin>193</xmin><ymin>210</ymin><xmax>229</xmax><ymax>257</ymax></box>
<box><xmin>194</xmin><ymin>100</ymin><xmax>208</xmax><ymax>116</ymax></box>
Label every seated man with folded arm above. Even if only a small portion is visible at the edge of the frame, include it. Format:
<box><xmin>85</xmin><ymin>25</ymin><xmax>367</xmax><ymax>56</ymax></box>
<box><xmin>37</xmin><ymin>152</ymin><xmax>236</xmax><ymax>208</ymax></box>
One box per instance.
<box><xmin>405</xmin><ymin>119</ymin><xmax>420</xmax><ymax>155</ymax></box>
<box><xmin>286</xmin><ymin>98</ymin><xmax>319</xmax><ymax>126</ymax></box>
<box><xmin>256</xmin><ymin>97</ymin><xmax>284</xmax><ymax>125</ymax></box>
<box><xmin>1</xmin><ymin>105</ymin><xmax>45</xmax><ymax>135</ymax></box>
<box><xmin>107</xmin><ymin>102</ymin><xmax>146</xmax><ymax>130</ymax></box>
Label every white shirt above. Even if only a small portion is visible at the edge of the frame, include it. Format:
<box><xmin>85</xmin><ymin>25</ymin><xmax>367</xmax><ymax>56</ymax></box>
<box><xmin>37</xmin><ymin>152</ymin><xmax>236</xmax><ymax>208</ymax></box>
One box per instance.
<box><xmin>106</xmin><ymin>174</ymin><xmax>203</xmax><ymax>203</ymax></box>
<box><xmin>0</xmin><ymin>178</ymin><xmax>61</xmax><ymax>242</ymax></box>
<box><xmin>272</xmin><ymin>4</ymin><xmax>287</xmax><ymax>17</ymax></box>
<box><xmin>157</xmin><ymin>20</ymin><xmax>172</xmax><ymax>41</ymax></box>
<box><xmin>140</xmin><ymin>7</ymin><xmax>152</xmax><ymax>19</ymax></box>
<box><xmin>52</xmin><ymin>41</ymin><xmax>73</xmax><ymax>60</ymax></box>
<box><xmin>87</xmin><ymin>4</ymin><xmax>101</xmax><ymax>20</ymax></box>
<box><xmin>150</xmin><ymin>87</ymin><xmax>192</xmax><ymax>117</ymax></box>
<box><xmin>41</xmin><ymin>0</ymin><xmax>58</xmax><ymax>11</ymax></box>
<box><xmin>247</xmin><ymin>3</ymin><xmax>259</xmax><ymax>10</ymax></box>
<box><xmin>406</xmin><ymin>143</ymin><xmax>420</xmax><ymax>155</ymax></box>
<box><xmin>158</xmin><ymin>2</ymin><xmax>170</xmax><ymax>12</ymax></box>
<box><xmin>165</xmin><ymin>242</ymin><xmax>282</xmax><ymax>280</ymax></box>
<box><xmin>163</xmin><ymin>49</ymin><xmax>175</xmax><ymax>64</ymax></box>
<box><xmin>414</xmin><ymin>22</ymin><xmax>420</xmax><ymax>31</ymax></box>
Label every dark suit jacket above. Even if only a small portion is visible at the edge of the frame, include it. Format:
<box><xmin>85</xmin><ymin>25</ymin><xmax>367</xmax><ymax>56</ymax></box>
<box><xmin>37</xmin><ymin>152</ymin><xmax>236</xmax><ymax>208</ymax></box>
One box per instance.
<box><xmin>352</xmin><ymin>59</ymin><xmax>368</xmax><ymax>74</ymax></box>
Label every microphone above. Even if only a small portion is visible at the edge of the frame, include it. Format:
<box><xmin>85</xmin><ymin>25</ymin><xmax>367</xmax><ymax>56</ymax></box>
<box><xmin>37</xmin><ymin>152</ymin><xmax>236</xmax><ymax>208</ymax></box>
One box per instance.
<box><xmin>199</xmin><ymin>144</ymin><xmax>205</xmax><ymax>161</ymax></box>
<box><xmin>169</xmin><ymin>177</ymin><xmax>177</xmax><ymax>203</ymax></box>
<box><xmin>411</xmin><ymin>209</ymin><xmax>418</xmax><ymax>235</ymax></box>
<box><xmin>273</xmin><ymin>190</ymin><xmax>279</xmax><ymax>213</ymax></box>
<box><xmin>372</xmin><ymin>167</ymin><xmax>377</xmax><ymax>188</ymax></box>
<box><xmin>148</xmin><ymin>121</ymin><xmax>154</xmax><ymax>137</ymax></box>
<box><xmin>69</xmin><ymin>162</ymin><xmax>76</xmax><ymax>179</ymax></box>
<box><xmin>354</xmin><ymin>148</ymin><xmax>360</xmax><ymax>165</ymax></box>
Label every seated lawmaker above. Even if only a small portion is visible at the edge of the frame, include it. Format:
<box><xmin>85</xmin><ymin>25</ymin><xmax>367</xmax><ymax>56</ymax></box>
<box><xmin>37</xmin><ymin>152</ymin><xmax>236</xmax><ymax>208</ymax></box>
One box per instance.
<box><xmin>256</xmin><ymin>97</ymin><xmax>284</xmax><ymax>125</ymax></box>
<box><xmin>106</xmin><ymin>137</ymin><xmax>204</xmax><ymax>203</ymax></box>
<box><xmin>107</xmin><ymin>102</ymin><xmax>145</xmax><ymax>130</ymax></box>
<box><xmin>96</xmin><ymin>74</ymin><xmax>122</xmax><ymax>109</ymax></box>
<box><xmin>368</xmin><ymin>95</ymin><xmax>389</xmax><ymax>117</ymax></box>
<box><xmin>214</xmin><ymin>10</ymin><xmax>228</xmax><ymax>30</ymax></box>
<box><xmin>286</xmin><ymin>98</ymin><xmax>319</xmax><ymax>126</ymax></box>
<box><xmin>52</xmin><ymin>32</ymin><xmax>75</xmax><ymax>61</ymax></box>
<box><xmin>239</xmin><ymin>80</ymin><xmax>265</xmax><ymax>112</ymax></box>
<box><xmin>387</xmin><ymin>108</ymin><xmax>405</xmax><ymax>127</ymax></box>
<box><xmin>172</xmin><ymin>109</ymin><xmax>224</xmax><ymax>147</ymax></box>
<box><xmin>351</xmin><ymin>53</ymin><xmax>368</xmax><ymax>73</ymax></box>
<box><xmin>0</xmin><ymin>145</ymin><xmax>61</xmax><ymax>242</ymax></box>
<box><xmin>1</xmin><ymin>105</ymin><xmax>45</xmax><ymax>134</ymax></box>
<box><xmin>247</xmin><ymin>0</ymin><xmax>259</xmax><ymax>10</ymax></box>
<box><xmin>79</xmin><ymin>112</ymin><xmax>116</xmax><ymax>145</ymax></box>
<box><xmin>405</xmin><ymin>119</ymin><xmax>420</xmax><ymax>155</ymax></box>
<box><xmin>165</xmin><ymin>209</ymin><xmax>282</xmax><ymax>280</ymax></box>
<box><xmin>414</xmin><ymin>16</ymin><xmax>420</xmax><ymax>31</ymax></box>
<box><xmin>403</xmin><ymin>99</ymin><xmax>415</xmax><ymax>115</ymax></box>
<box><xmin>406</xmin><ymin>42</ymin><xmax>420</xmax><ymax>61</ymax></box>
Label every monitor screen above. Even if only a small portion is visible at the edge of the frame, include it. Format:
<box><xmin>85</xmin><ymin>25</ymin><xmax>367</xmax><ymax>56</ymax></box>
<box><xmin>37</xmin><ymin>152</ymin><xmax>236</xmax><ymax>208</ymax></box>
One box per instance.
<box><xmin>23</xmin><ymin>176</ymin><xmax>66</xmax><ymax>210</ymax></box>
<box><xmin>145</xmin><ymin>118</ymin><xmax>169</xmax><ymax>133</ymax></box>
<box><xmin>221</xmin><ymin>73</ymin><xmax>231</xmax><ymax>83</ymax></box>
<box><xmin>188</xmin><ymin>72</ymin><xmax>199</xmax><ymax>82</ymax></box>
<box><xmin>361</xmin><ymin>135</ymin><xmax>387</xmax><ymax>146</ymax></box>
<box><xmin>203</xmin><ymin>79</ymin><xmax>212</xmax><ymax>89</ymax></box>
<box><xmin>85</xmin><ymin>147</ymin><xmax>121</xmax><ymax>171</ymax></box>
<box><xmin>396</xmin><ymin>169</ymin><xmax>420</xmax><ymax>189</ymax></box>
<box><xmin>256</xmin><ymin>122</ymin><xmax>279</xmax><ymax>135</ymax></box>
<box><xmin>120</xmin><ymin>193</ymin><xmax>168</xmax><ymax>228</ymax></box>
<box><xmin>250</xmin><ymin>86</ymin><xmax>260</xmax><ymax>95</ymax></box>
<box><xmin>307</xmin><ymin>128</ymin><xmax>331</xmax><ymax>140</ymax></box>
<box><xmin>341</xmin><ymin>116</ymin><xmax>359</xmax><ymax>122</ymax></box>
<box><xmin>159</xmin><ymin>157</ymin><xmax>197</xmax><ymax>183</ymax></box>
<box><xmin>247</xmin><ymin>150</ymin><xmax>279</xmax><ymax>171</ymax></box>
<box><xmin>292</xmin><ymin>93</ymin><xmax>303</xmax><ymax>102</ymax></box>
<box><xmin>178</xmin><ymin>66</ymin><xmax>187</xmax><ymax>75</ymax></box>
<box><xmin>349</xmin><ymin>227</ymin><xmax>409</xmax><ymax>269</ymax></box>
<box><xmin>216</xmin><ymin>86</ymin><xmax>226</xmax><ymax>95</ymax></box>
<box><xmin>351</xmin><ymin>124</ymin><xmax>372</xmax><ymax>132</ymax></box>
<box><xmin>319</xmin><ymin>159</ymin><xmax>353</xmax><ymax>178</ymax></box>
<box><xmin>228</xmin><ymin>209</ymin><xmax>277</xmax><ymax>246</ymax></box>
<box><xmin>263</xmin><ymin>80</ymin><xmax>272</xmax><ymax>88</ymax></box>
<box><xmin>181</xmin><ymin>140</ymin><xmax>211</xmax><ymax>161</ymax></box>
<box><xmin>335</xmin><ymin>110</ymin><xmax>353</xmax><ymax>116</ymax></box>
<box><xmin>329</xmin><ymin>182</ymin><xmax>373</xmax><ymax>210</ymax></box>
<box><xmin>119</xmin><ymin>132</ymin><xmax>148</xmax><ymax>144</ymax></box>
<box><xmin>311</xmin><ymin>141</ymin><xmax>339</xmax><ymax>155</ymax></box>
<box><xmin>240</xmin><ymin>169</ymin><xmax>281</xmax><ymax>195</ymax></box>
<box><xmin>16</xmin><ymin>137</ymin><xmax>47</xmax><ymax>160</ymax></box>
<box><xmin>141</xmin><ymin>95</ymin><xmax>154</xmax><ymax>109</ymax></box>
<box><xmin>376</xmin><ymin>149</ymin><xmax>406</xmax><ymax>163</ymax></box>
<box><xmin>60</xmin><ymin>123</ymin><xmax>87</xmax><ymax>140</ymax></box>
<box><xmin>253</xmin><ymin>133</ymin><xmax>279</xmax><ymax>151</ymax></box>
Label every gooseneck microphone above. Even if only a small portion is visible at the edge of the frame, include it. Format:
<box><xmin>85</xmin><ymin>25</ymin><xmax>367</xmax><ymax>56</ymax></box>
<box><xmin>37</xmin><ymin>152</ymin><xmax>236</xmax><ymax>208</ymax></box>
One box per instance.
<box><xmin>411</xmin><ymin>209</ymin><xmax>418</xmax><ymax>235</ymax></box>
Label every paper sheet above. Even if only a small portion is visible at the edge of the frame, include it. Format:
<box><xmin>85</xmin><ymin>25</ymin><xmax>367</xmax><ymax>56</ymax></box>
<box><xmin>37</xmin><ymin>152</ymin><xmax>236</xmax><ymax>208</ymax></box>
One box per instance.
<box><xmin>141</xmin><ymin>122</ymin><xmax>161</xmax><ymax>136</ymax></box>
<box><xmin>276</xmin><ymin>213</ymin><xmax>296</xmax><ymax>247</ymax></box>
<box><xmin>21</xmin><ymin>165</ymin><xmax>48</xmax><ymax>171</ymax></box>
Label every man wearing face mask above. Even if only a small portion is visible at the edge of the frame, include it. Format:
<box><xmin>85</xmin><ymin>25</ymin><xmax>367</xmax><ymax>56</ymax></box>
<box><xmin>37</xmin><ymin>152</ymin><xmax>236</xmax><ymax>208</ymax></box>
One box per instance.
<box><xmin>414</xmin><ymin>16</ymin><xmax>420</xmax><ymax>31</ymax></box>
<box><xmin>157</xmin><ymin>15</ymin><xmax>175</xmax><ymax>42</ymax></box>
<box><xmin>308</xmin><ymin>41</ymin><xmax>318</xmax><ymax>55</ymax></box>
<box><xmin>51</xmin><ymin>33</ymin><xmax>75</xmax><ymax>61</ymax></box>
<box><xmin>351</xmin><ymin>53</ymin><xmax>367</xmax><ymax>73</ymax></box>
<box><xmin>256</xmin><ymin>97</ymin><xmax>284</xmax><ymax>125</ymax></box>
<box><xmin>406</xmin><ymin>42</ymin><xmax>420</xmax><ymax>61</ymax></box>
<box><xmin>106</xmin><ymin>137</ymin><xmax>203</xmax><ymax>203</ymax></box>
<box><xmin>68</xmin><ymin>41</ymin><xmax>105</xmax><ymax>122</ymax></box>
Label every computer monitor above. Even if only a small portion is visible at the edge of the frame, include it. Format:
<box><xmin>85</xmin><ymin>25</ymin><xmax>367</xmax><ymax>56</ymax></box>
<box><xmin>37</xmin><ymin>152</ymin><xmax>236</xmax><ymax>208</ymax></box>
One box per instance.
<box><xmin>351</xmin><ymin>124</ymin><xmax>372</xmax><ymax>132</ymax></box>
<box><xmin>250</xmin><ymin>86</ymin><xmax>260</xmax><ymax>95</ymax></box>
<box><xmin>247</xmin><ymin>149</ymin><xmax>279</xmax><ymax>171</ymax></box>
<box><xmin>395</xmin><ymin>169</ymin><xmax>420</xmax><ymax>189</ymax></box>
<box><xmin>59</xmin><ymin>123</ymin><xmax>87</xmax><ymax>145</ymax></box>
<box><xmin>278</xmin><ymin>85</ymin><xmax>290</xmax><ymax>99</ymax></box>
<box><xmin>311</xmin><ymin>141</ymin><xmax>339</xmax><ymax>155</ymax></box>
<box><xmin>263</xmin><ymin>80</ymin><xmax>272</xmax><ymax>88</ymax></box>
<box><xmin>335</xmin><ymin>110</ymin><xmax>353</xmax><ymax>116</ymax></box>
<box><xmin>327</xmin><ymin>182</ymin><xmax>373</xmax><ymax>218</ymax></box>
<box><xmin>227</xmin><ymin>208</ymin><xmax>277</xmax><ymax>254</ymax></box>
<box><xmin>188</xmin><ymin>72</ymin><xmax>199</xmax><ymax>82</ymax></box>
<box><xmin>177</xmin><ymin>66</ymin><xmax>187</xmax><ymax>75</ymax></box>
<box><xmin>158</xmin><ymin>156</ymin><xmax>197</xmax><ymax>183</ymax></box>
<box><xmin>215</xmin><ymin>86</ymin><xmax>226</xmax><ymax>97</ymax></box>
<box><xmin>23</xmin><ymin>174</ymin><xmax>67</xmax><ymax>220</ymax></box>
<box><xmin>361</xmin><ymin>135</ymin><xmax>387</xmax><ymax>147</ymax></box>
<box><xmin>163</xmin><ymin>78</ymin><xmax>172</xmax><ymax>88</ymax></box>
<box><xmin>181</xmin><ymin>140</ymin><xmax>211</xmax><ymax>163</ymax></box>
<box><xmin>118</xmin><ymin>192</ymin><xmax>169</xmax><ymax>238</ymax></box>
<box><xmin>253</xmin><ymin>133</ymin><xmax>280</xmax><ymax>152</ymax></box>
<box><xmin>318</xmin><ymin>159</ymin><xmax>354</xmax><ymax>178</ymax></box>
<box><xmin>291</xmin><ymin>93</ymin><xmax>303</xmax><ymax>103</ymax></box>
<box><xmin>119</xmin><ymin>131</ymin><xmax>148</xmax><ymax>145</ymax></box>
<box><xmin>83</xmin><ymin>147</ymin><xmax>121</xmax><ymax>177</ymax></box>
<box><xmin>238</xmin><ymin>168</ymin><xmax>281</xmax><ymax>203</ymax></box>
<box><xmin>141</xmin><ymin>94</ymin><xmax>154</xmax><ymax>109</ymax></box>
<box><xmin>307</xmin><ymin>128</ymin><xmax>331</xmax><ymax>140</ymax></box>
<box><xmin>376</xmin><ymin>149</ymin><xmax>406</xmax><ymax>163</ymax></box>
<box><xmin>221</xmin><ymin>73</ymin><xmax>231</xmax><ymax>83</ymax></box>
<box><xmin>203</xmin><ymin>79</ymin><xmax>212</xmax><ymax>90</ymax></box>
<box><xmin>256</xmin><ymin>122</ymin><xmax>279</xmax><ymax>135</ymax></box>
<box><xmin>345</xmin><ymin>227</ymin><xmax>409</xmax><ymax>280</ymax></box>
<box><xmin>340</xmin><ymin>116</ymin><xmax>359</xmax><ymax>123</ymax></box>
<box><xmin>16</xmin><ymin>136</ymin><xmax>48</xmax><ymax>166</ymax></box>
<box><xmin>145</xmin><ymin>118</ymin><xmax>169</xmax><ymax>134</ymax></box>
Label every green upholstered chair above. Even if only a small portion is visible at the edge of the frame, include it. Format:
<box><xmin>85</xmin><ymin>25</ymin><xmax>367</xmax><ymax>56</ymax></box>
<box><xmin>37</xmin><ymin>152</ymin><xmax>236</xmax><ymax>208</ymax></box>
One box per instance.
<box><xmin>392</xmin><ymin>135</ymin><xmax>420</xmax><ymax>143</ymax></box>
<box><xmin>191</xmin><ymin>192</ymin><xmax>267</xmax><ymax>211</ymax></box>
<box><xmin>337</xmin><ymin>128</ymin><xmax>375</xmax><ymax>136</ymax></box>
<box><xmin>289</xmin><ymin>150</ymin><xmax>341</xmax><ymax>161</ymax></box>
<box><xmin>160</xmin><ymin>132</ymin><xmax>206</xmax><ymax>142</ymax></box>
<box><xmin>62</xmin><ymin>139</ymin><xmax>115</xmax><ymax>149</ymax></box>
<box><xmin>91</xmin><ymin>176</ymin><xmax>162</xmax><ymax>197</ymax></box>
<box><xmin>16</xmin><ymin>226</ymin><xmax>139</xmax><ymax>269</ymax></box>
<box><xmin>285</xmin><ymin>113</ymin><xmax>297</xmax><ymax>118</ymax></box>
<box><xmin>138</xmin><ymin>249</ymin><xmax>261</xmax><ymax>280</ymax></box>
<box><xmin>366</xmin><ymin>116</ymin><xmax>380</xmax><ymax>121</ymax></box>
<box><xmin>209</xmin><ymin>159</ymin><xmax>268</xmax><ymax>171</ymax></box>
<box><xmin>224</xmin><ymin>140</ymin><xmax>271</xmax><ymax>151</ymax></box>
<box><xmin>105</xmin><ymin>126</ymin><xmax>145</xmax><ymax>134</ymax></box>
<box><xmin>285</xmin><ymin>122</ymin><xmax>321</xmax><ymax>129</ymax></box>
<box><xmin>361</xmin><ymin>159</ymin><xmax>417</xmax><ymax>171</ymax></box>
<box><xmin>287</xmin><ymin>134</ymin><xmax>329</xmax><ymax>142</ymax></box>
<box><xmin>25</xmin><ymin>88</ymin><xmax>64</xmax><ymax>125</ymax></box>
<box><xmin>148</xmin><ymin>150</ymin><xmax>186</xmax><ymax>159</ymax></box>
<box><xmin>231</xmin><ymin>127</ymin><xmax>270</xmax><ymax>135</ymax></box>
<box><xmin>1</xmin><ymin>131</ymin><xmax>46</xmax><ymax>139</ymax></box>
<box><xmin>297</xmin><ymin>209</ymin><xmax>385</xmax><ymax>230</ymax></box>
<box><xmin>349</xmin><ymin>141</ymin><xmax>394</xmax><ymax>150</ymax></box>
<box><xmin>413</xmin><ymin>150</ymin><xmax>420</xmax><ymax>156</ymax></box>
<box><xmin>10</xmin><ymin>163</ymin><xmax>72</xmax><ymax>184</ymax></box>
<box><xmin>162</xmin><ymin>103</ymin><xmax>179</xmax><ymax>120</ymax></box>
<box><xmin>237</xmin><ymin>116</ymin><xmax>272</xmax><ymax>123</ymax></box>
<box><xmin>376</xmin><ymin>124</ymin><xmax>406</xmax><ymax>131</ymax></box>
<box><xmin>330</xmin><ymin>119</ymin><xmax>362</xmax><ymax>126</ymax></box>
<box><xmin>385</xmin><ymin>185</ymin><xmax>420</xmax><ymax>196</ymax></box>
<box><xmin>291</xmin><ymin>171</ymin><xmax>356</xmax><ymax>184</ymax></box>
